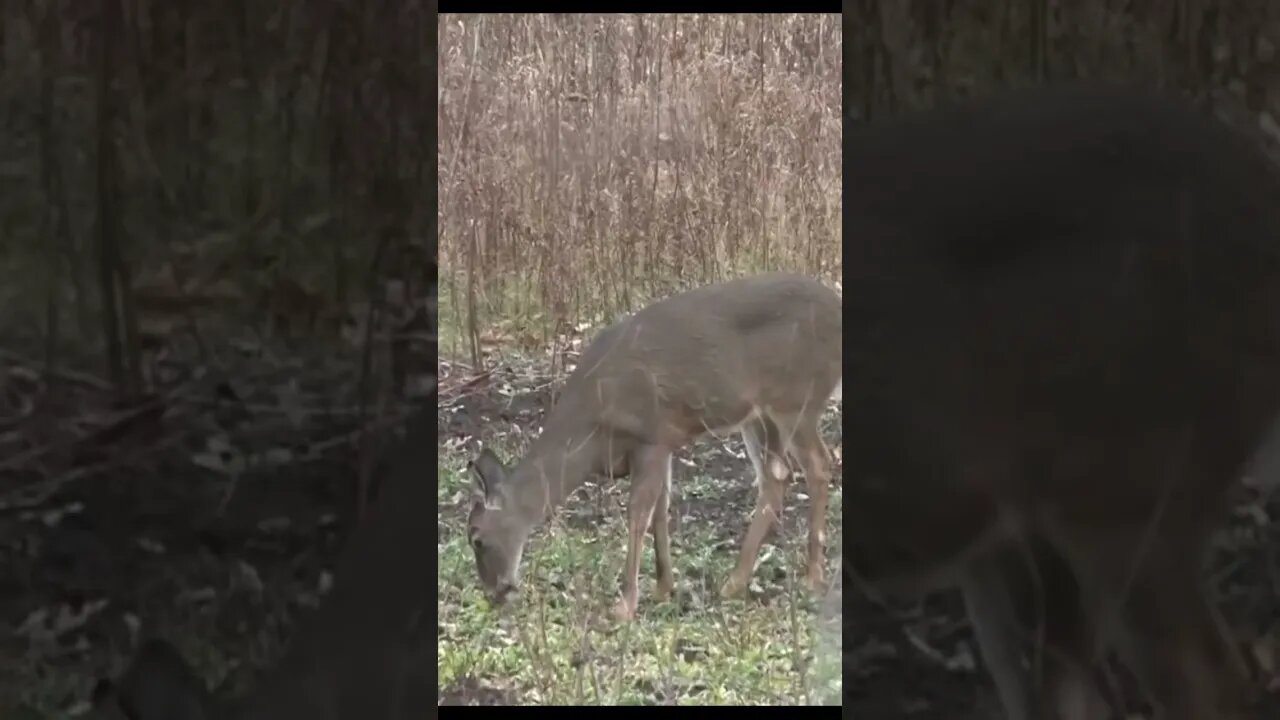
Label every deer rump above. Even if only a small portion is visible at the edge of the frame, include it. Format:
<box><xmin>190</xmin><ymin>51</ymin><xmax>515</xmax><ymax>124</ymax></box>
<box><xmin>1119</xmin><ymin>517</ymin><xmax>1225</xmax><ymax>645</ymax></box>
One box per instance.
<box><xmin>845</xmin><ymin>86</ymin><xmax>1280</xmax><ymax>719</ymax></box>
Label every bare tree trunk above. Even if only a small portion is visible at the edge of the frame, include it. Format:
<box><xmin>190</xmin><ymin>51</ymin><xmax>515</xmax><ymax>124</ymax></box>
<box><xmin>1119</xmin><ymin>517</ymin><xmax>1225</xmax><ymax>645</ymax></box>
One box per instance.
<box><xmin>97</xmin><ymin>0</ymin><xmax>126</xmax><ymax>388</ymax></box>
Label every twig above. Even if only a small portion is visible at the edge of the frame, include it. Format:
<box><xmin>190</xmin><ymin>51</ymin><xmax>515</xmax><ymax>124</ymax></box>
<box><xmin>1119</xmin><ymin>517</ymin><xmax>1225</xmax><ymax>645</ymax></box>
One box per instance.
<box><xmin>0</xmin><ymin>430</ymin><xmax>186</xmax><ymax>512</ymax></box>
<box><xmin>0</xmin><ymin>391</ymin><xmax>174</xmax><ymax>474</ymax></box>
<box><xmin>901</xmin><ymin>625</ymin><xmax>951</xmax><ymax>668</ymax></box>
<box><xmin>0</xmin><ymin>348</ymin><xmax>111</xmax><ymax>390</ymax></box>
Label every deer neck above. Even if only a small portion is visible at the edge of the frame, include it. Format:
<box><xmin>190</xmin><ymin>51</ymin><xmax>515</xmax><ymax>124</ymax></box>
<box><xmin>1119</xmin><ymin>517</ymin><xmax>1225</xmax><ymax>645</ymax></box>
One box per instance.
<box><xmin>513</xmin><ymin>422</ymin><xmax>608</xmax><ymax>519</ymax></box>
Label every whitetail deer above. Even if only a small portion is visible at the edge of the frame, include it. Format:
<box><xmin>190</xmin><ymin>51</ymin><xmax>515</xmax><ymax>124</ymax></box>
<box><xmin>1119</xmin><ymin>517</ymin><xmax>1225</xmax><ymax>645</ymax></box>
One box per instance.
<box><xmin>846</xmin><ymin>85</ymin><xmax>1280</xmax><ymax>720</ymax></box>
<box><xmin>468</xmin><ymin>273</ymin><xmax>842</xmax><ymax>621</ymax></box>
<box><xmin>89</xmin><ymin>405</ymin><xmax>436</xmax><ymax>719</ymax></box>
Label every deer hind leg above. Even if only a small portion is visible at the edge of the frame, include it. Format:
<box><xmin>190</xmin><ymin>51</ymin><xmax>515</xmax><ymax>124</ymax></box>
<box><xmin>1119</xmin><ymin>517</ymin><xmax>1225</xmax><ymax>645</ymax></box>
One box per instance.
<box><xmin>963</xmin><ymin>536</ymin><xmax>1111</xmax><ymax>720</ymax></box>
<box><xmin>722</xmin><ymin>416</ymin><xmax>790</xmax><ymax>598</ymax></box>
<box><xmin>651</xmin><ymin>453</ymin><xmax>675</xmax><ymax>600</ymax></box>
<box><xmin>1052</xmin><ymin>522</ymin><xmax>1251</xmax><ymax>720</ymax></box>
<box><xmin>1119</xmin><ymin>559</ymin><xmax>1251</xmax><ymax>720</ymax></box>
<box><xmin>1036</xmin><ymin>552</ymin><xmax>1112</xmax><ymax>720</ymax></box>
<box><xmin>963</xmin><ymin>548</ymin><xmax>1038</xmax><ymax>720</ymax></box>
<box><xmin>1051</xmin><ymin>433</ymin><xmax>1254</xmax><ymax>720</ymax></box>
<box><xmin>789</xmin><ymin>416</ymin><xmax>832</xmax><ymax>592</ymax></box>
<box><xmin>614</xmin><ymin>444</ymin><xmax>673</xmax><ymax>622</ymax></box>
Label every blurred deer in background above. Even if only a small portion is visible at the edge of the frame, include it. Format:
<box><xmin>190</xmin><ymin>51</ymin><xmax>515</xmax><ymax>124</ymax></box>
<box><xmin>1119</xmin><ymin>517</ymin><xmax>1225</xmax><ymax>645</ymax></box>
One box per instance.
<box><xmin>845</xmin><ymin>86</ymin><xmax>1280</xmax><ymax>720</ymax></box>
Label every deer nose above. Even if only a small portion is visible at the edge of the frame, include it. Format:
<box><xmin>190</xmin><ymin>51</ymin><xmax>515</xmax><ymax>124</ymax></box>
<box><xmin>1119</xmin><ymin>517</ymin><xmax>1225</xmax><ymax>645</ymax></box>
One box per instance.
<box><xmin>491</xmin><ymin>582</ymin><xmax>516</xmax><ymax>606</ymax></box>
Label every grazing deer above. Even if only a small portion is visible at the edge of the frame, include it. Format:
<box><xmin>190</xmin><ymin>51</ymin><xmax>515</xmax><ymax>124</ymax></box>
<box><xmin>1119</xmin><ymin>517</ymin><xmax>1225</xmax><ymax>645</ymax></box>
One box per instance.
<box><xmin>467</xmin><ymin>273</ymin><xmax>842</xmax><ymax>621</ymax></box>
<box><xmin>845</xmin><ymin>85</ymin><xmax>1280</xmax><ymax>719</ymax></box>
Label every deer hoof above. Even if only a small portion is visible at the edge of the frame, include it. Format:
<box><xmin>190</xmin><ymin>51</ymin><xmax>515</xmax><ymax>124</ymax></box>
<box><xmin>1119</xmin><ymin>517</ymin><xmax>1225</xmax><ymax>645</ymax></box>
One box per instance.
<box><xmin>804</xmin><ymin>570</ymin><xmax>826</xmax><ymax>594</ymax></box>
<box><xmin>720</xmin><ymin>576</ymin><xmax>747</xmax><ymax>598</ymax></box>
<box><xmin>612</xmin><ymin>598</ymin><xmax>636</xmax><ymax>622</ymax></box>
<box><xmin>655</xmin><ymin>577</ymin><xmax>675</xmax><ymax>600</ymax></box>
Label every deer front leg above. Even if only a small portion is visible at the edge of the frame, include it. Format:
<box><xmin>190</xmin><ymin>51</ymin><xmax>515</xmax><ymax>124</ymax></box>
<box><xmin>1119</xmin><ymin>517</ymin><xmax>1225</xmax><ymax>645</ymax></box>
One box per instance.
<box><xmin>614</xmin><ymin>444</ymin><xmax>671</xmax><ymax>622</ymax></box>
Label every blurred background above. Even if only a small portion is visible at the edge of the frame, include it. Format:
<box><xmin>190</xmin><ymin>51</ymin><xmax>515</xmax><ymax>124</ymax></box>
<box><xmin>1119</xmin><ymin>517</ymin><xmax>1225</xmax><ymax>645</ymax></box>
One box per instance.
<box><xmin>844</xmin><ymin>2</ymin><xmax>1280</xmax><ymax>718</ymax></box>
<box><xmin>0</xmin><ymin>3</ymin><xmax>433</xmax><ymax>716</ymax></box>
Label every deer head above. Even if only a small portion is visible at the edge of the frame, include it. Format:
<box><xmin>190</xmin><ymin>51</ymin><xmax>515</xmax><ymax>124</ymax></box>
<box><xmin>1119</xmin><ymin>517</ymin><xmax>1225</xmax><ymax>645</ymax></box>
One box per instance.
<box><xmin>467</xmin><ymin>448</ymin><xmax>535</xmax><ymax>606</ymax></box>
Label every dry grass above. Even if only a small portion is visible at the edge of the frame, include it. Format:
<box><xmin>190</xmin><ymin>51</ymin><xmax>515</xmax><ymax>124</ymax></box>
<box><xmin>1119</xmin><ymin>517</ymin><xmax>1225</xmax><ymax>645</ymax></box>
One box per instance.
<box><xmin>437</xmin><ymin>13</ymin><xmax>842</xmax><ymax>363</ymax></box>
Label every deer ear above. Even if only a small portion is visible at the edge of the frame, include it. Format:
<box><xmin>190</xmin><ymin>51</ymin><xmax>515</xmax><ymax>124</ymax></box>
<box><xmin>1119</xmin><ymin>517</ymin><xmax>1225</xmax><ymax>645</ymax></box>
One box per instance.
<box><xmin>470</xmin><ymin>448</ymin><xmax>508</xmax><ymax>506</ymax></box>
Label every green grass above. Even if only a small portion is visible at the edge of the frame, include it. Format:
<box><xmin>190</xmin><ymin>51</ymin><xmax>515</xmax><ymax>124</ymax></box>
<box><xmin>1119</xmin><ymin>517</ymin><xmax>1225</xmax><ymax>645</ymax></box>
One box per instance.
<box><xmin>436</xmin><ymin>437</ymin><xmax>843</xmax><ymax>706</ymax></box>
